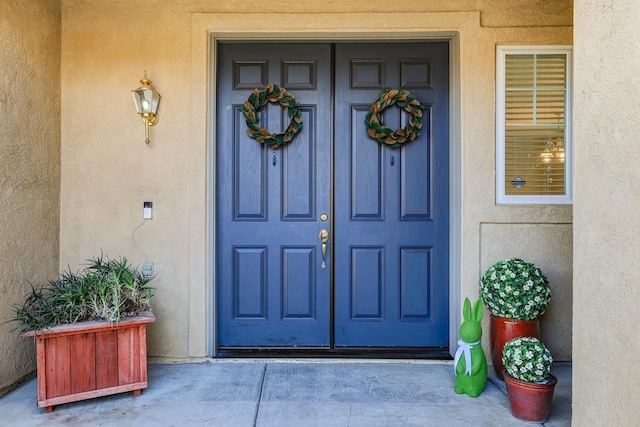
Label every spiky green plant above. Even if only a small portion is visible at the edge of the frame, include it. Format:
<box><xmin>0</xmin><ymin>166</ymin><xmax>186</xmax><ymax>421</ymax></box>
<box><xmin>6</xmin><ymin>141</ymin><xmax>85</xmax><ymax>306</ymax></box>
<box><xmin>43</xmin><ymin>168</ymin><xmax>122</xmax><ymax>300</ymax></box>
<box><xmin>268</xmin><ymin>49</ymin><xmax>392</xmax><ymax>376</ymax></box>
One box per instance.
<box><xmin>10</xmin><ymin>254</ymin><xmax>155</xmax><ymax>333</ymax></box>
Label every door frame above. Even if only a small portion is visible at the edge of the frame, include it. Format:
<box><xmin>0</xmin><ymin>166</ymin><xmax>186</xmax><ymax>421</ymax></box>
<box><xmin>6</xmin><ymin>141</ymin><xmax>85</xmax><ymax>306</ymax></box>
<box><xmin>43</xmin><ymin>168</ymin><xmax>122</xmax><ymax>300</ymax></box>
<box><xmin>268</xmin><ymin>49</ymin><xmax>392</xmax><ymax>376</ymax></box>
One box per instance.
<box><xmin>204</xmin><ymin>31</ymin><xmax>462</xmax><ymax>357</ymax></box>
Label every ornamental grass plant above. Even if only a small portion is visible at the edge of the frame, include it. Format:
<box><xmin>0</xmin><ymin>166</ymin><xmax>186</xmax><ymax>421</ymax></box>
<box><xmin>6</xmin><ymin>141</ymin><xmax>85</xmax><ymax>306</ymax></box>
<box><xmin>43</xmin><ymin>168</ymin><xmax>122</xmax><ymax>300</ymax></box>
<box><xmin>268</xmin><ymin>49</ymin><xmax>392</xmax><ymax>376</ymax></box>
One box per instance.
<box><xmin>480</xmin><ymin>258</ymin><xmax>550</xmax><ymax>320</ymax></box>
<box><xmin>502</xmin><ymin>336</ymin><xmax>553</xmax><ymax>383</ymax></box>
<box><xmin>10</xmin><ymin>254</ymin><xmax>155</xmax><ymax>333</ymax></box>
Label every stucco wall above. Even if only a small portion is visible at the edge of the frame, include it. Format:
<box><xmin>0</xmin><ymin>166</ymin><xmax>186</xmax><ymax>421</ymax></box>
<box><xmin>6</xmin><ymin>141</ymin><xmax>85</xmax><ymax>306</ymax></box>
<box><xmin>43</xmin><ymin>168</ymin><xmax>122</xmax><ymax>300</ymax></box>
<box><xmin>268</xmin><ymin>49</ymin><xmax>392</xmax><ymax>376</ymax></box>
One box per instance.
<box><xmin>0</xmin><ymin>0</ymin><xmax>60</xmax><ymax>394</ymax></box>
<box><xmin>58</xmin><ymin>0</ymin><xmax>573</xmax><ymax>360</ymax></box>
<box><xmin>574</xmin><ymin>0</ymin><xmax>640</xmax><ymax>423</ymax></box>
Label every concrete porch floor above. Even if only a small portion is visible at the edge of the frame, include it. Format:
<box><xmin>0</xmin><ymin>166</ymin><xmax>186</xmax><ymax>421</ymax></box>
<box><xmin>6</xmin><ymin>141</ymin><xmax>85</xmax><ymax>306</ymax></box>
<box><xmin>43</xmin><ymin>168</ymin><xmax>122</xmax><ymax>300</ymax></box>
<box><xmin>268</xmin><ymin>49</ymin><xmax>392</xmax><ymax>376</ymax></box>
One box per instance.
<box><xmin>0</xmin><ymin>360</ymin><xmax>571</xmax><ymax>426</ymax></box>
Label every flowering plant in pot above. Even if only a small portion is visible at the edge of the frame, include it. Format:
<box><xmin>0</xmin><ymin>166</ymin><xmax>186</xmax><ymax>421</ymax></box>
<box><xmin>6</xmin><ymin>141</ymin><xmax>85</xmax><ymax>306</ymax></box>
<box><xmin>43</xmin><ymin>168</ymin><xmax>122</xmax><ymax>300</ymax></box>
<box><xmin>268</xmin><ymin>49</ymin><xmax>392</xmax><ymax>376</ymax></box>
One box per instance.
<box><xmin>479</xmin><ymin>258</ymin><xmax>550</xmax><ymax>379</ymax></box>
<box><xmin>502</xmin><ymin>337</ymin><xmax>557</xmax><ymax>423</ymax></box>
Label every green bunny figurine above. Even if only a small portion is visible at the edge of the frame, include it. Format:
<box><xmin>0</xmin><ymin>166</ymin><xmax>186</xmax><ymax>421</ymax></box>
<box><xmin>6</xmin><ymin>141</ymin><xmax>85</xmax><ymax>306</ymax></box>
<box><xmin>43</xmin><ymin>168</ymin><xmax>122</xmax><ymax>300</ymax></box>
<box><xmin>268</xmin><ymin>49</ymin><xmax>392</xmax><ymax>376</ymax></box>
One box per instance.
<box><xmin>454</xmin><ymin>297</ymin><xmax>487</xmax><ymax>397</ymax></box>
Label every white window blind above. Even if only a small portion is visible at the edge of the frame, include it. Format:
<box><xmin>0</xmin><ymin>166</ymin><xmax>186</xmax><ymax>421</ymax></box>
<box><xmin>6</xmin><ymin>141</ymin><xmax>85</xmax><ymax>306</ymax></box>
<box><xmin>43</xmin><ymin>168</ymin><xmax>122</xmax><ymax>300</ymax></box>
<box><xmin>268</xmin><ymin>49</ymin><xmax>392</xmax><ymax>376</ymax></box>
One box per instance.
<box><xmin>496</xmin><ymin>46</ymin><xmax>572</xmax><ymax>204</ymax></box>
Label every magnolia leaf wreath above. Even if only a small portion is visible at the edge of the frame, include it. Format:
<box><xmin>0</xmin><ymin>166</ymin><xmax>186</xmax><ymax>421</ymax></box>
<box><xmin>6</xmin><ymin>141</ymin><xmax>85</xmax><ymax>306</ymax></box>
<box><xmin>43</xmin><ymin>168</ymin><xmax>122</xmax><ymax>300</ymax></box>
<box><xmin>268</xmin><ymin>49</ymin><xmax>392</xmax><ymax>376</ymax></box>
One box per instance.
<box><xmin>365</xmin><ymin>88</ymin><xmax>426</xmax><ymax>147</ymax></box>
<box><xmin>241</xmin><ymin>84</ymin><xmax>302</xmax><ymax>147</ymax></box>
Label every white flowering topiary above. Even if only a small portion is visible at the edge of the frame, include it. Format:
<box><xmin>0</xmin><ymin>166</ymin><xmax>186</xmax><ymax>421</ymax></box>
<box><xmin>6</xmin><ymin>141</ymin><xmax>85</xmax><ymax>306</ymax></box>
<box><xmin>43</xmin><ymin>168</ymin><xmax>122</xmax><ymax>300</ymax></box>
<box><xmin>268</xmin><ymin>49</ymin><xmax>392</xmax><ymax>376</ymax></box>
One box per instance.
<box><xmin>502</xmin><ymin>336</ymin><xmax>553</xmax><ymax>383</ymax></box>
<box><xmin>480</xmin><ymin>258</ymin><xmax>550</xmax><ymax>320</ymax></box>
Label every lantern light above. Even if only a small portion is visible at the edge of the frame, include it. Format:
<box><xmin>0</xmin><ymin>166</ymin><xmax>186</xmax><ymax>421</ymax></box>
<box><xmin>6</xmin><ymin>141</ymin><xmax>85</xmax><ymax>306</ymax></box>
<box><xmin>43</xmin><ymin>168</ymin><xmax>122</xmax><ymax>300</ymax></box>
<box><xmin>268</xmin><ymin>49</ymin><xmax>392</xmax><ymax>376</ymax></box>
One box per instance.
<box><xmin>131</xmin><ymin>71</ymin><xmax>160</xmax><ymax>145</ymax></box>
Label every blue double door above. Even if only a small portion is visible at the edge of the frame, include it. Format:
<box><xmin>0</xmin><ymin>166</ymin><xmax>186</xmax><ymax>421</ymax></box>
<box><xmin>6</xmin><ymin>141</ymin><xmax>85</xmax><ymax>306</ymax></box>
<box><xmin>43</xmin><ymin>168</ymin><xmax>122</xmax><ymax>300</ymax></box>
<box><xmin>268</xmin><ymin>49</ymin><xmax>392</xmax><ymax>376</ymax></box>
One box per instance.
<box><xmin>216</xmin><ymin>42</ymin><xmax>449</xmax><ymax>349</ymax></box>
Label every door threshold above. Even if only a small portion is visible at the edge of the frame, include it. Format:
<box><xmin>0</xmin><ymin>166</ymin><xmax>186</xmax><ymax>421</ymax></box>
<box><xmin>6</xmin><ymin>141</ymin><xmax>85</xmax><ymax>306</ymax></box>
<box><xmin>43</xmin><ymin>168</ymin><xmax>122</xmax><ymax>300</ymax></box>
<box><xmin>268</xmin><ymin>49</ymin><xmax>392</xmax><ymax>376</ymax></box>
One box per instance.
<box><xmin>215</xmin><ymin>347</ymin><xmax>452</xmax><ymax>360</ymax></box>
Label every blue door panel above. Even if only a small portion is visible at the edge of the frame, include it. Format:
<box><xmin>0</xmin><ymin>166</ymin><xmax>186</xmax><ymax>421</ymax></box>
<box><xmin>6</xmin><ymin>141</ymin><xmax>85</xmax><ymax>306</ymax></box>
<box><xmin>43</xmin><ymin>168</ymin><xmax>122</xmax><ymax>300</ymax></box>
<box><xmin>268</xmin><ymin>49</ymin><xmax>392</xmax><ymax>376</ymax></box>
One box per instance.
<box><xmin>351</xmin><ymin>116</ymin><xmax>385</xmax><ymax>219</ymax></box>
<box><xmin>217</xmin><ymin>42</ymin><xmax>449</xmax><ymax>349</ymax></box>
<box><xmin>233</xmin><ymin>247</ymin><xmax>267</xmax><ymax>318</ymax></box>
<box><xmin>351</xmin><ymin>247</ymin><xmax>384</xmax><ymax>319</ymax></box>
<box><xmin>333</xmin><ymin>43</ymin><xmax>449</xmax><ymax>347</ymax></box>
<box><xmin>217</xmin><ymin>43</ymin><xmax>332</xmax><ymax>347</ymax></box>
<box><xmin>400</xmin><ymin>133</ymin><xmax>432</xmax><ymax>219</ymax></box>
<box><xmin>233</xmin><ymin>116</ymin><xmax>267</xmax><ymax>220</ymax></box>
<box><xmin>282</xmin><ymin>108</ymin><xmax>316</xmax><ymax>220</ymax></box>
<box><xmin>400</xmin><ymin>247</ymin><xmax>432</xmax><ymax>319</ymax></box>
<box><xmin>282</xmin><ymin>247</ymin><xmax>316</xmax><ymax>319</ymax></box>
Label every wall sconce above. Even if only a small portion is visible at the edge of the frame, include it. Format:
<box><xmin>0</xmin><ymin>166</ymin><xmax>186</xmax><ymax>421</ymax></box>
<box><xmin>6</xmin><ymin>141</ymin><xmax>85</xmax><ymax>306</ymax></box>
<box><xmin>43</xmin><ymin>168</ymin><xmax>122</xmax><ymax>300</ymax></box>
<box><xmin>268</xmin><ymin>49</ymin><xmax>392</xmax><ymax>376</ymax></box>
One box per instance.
<box><xmin>131</xmin><ymin>71</ymin><xmax>161</xmax><ymax>145</ymax></box>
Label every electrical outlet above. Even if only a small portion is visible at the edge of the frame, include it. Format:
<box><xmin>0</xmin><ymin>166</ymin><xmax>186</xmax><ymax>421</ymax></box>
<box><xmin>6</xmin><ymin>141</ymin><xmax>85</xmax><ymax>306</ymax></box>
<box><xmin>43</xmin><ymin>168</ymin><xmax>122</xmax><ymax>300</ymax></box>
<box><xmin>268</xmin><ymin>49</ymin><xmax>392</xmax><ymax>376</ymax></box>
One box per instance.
<box><xmin>142</xmin><ymin>262</ymin><xmax>154</xmax><ymax>278</ymax></box>
<box><xmin>143</xmin><ymin>201</ymin><xmax>153</xmax><ymax>219</ymax></box>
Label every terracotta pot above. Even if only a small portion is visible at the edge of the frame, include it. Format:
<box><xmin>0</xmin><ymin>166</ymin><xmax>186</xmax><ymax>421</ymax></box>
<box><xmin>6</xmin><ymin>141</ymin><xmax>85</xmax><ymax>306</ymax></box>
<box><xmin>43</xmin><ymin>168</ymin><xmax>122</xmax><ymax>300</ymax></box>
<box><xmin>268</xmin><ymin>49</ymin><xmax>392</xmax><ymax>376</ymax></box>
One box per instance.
<box><xmin>504</xmin><ymin>372</ymin><xmax>557</xmax><ymax>423</ymax></box>
<box><xmin>490</xmin><ymin>315</ymin><xmax>540</xmax><ymax>380</ymax></box>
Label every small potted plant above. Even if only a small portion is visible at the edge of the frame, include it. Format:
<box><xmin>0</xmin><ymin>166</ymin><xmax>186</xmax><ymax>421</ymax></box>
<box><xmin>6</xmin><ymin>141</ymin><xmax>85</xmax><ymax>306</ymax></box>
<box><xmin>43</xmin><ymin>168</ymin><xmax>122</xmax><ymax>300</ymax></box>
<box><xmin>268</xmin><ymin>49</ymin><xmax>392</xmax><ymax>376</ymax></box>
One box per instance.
<box><xmin>10</xmin><ymin>254</ymin><xmax>156</xmax><ymax>412</ymax></box>
<box><xmin>502</xmin><ymin>336</ymin><xmax>557</xmax><ymax>422</ymax></box>
<box><xmin>479</xmin><ymin>258</ymin><xmax>551</xmax><ymax>379</ymax></box>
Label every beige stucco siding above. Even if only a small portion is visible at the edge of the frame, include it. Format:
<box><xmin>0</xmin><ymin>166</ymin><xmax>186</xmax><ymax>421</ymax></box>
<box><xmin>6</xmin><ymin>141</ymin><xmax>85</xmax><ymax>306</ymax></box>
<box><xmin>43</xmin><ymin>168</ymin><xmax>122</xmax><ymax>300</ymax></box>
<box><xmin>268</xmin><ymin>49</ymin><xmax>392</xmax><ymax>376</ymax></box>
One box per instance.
<box><xmin>54</xmin><ymin>0</ymin><xmax>572</xmax><ymax>361</ymax></box>
<box><xmin>0</xmin><ymin>0</ymin><xmax>61</xmax><ymax>393</ymax></box>
<box><xmin>60</xmin><ymin>1</ymin><xmax>194</xmax><ymax>358</ymax></box>
<box><xmin>573</xmin><ymin>0</ymin><xmax>640</xmax><ymax>423</ymax></box>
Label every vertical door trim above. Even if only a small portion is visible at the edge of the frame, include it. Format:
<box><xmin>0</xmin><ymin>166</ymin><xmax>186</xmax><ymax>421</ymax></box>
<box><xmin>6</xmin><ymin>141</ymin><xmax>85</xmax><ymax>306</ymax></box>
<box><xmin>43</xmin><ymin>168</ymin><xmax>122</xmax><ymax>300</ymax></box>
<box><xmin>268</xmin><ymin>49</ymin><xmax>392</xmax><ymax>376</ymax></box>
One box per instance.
<box><xmin>207</xmin><ymin>32</ymin><xmax>461</xmax><ymax>357</ymax></box>
<box><xmin>208</xmin><ymin>37</ymin><xmax>218</xmax><ymax>356</ymax></box>
<box><xmin>448</xmin><ymin>35</ymin><xmax>461</xmax><ymax>357</ymax></box>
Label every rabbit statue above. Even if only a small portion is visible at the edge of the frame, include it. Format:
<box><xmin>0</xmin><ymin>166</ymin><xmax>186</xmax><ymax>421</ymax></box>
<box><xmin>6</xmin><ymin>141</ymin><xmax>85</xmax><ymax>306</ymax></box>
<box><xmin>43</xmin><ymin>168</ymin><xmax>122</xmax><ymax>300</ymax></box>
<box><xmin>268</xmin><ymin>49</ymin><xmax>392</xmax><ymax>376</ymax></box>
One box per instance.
<box><xmin>454</xmin><ymin>297</ymin><xmax>487</xmax><ymax>397</ymax></box>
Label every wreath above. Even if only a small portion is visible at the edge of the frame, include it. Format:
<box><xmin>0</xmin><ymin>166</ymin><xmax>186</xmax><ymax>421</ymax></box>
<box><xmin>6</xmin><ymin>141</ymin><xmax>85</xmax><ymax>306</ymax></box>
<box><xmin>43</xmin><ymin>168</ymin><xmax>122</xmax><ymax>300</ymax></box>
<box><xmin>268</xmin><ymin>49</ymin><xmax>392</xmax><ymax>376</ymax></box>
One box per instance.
<box><xmin>365</xmin><ymin>88</ymin><xmax>426</xmax><ymax>147</ymax></box>
<box><xmin>241</xmin><ymin>84</ymin><xmax>302</xmax><ymax>147</ymax></box>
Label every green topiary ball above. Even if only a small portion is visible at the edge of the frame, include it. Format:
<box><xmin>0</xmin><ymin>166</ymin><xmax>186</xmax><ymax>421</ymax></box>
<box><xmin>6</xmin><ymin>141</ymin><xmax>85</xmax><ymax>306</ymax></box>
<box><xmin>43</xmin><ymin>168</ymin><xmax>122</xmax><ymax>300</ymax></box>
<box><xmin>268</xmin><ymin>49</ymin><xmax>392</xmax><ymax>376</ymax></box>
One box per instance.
<box><xmin>502</xmin><ymin>336</ymin><xmax>553</xmax><ymax>383</ymax></box>
<box><xmin>480</xmin><ymin>258</ymin><xmax>550</xmax><ymax>320</ymax></box>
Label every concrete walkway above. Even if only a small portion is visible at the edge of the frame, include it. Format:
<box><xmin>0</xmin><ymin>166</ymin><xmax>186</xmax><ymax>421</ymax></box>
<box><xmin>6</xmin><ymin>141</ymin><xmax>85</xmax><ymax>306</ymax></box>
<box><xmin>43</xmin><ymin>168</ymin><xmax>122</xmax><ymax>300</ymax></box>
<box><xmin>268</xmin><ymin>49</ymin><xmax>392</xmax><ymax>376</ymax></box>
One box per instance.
<box><xmin>0</xmin><ymin>360</ymin><xmax>571</xmax><ymax>426</ymax></box>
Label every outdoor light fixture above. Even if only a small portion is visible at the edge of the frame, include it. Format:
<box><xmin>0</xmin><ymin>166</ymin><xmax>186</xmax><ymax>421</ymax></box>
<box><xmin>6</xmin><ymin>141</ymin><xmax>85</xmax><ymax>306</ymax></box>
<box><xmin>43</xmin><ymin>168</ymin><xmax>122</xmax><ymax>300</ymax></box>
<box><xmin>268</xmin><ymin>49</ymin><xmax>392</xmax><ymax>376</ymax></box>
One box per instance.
<box><xmin>131</xmin><ymin>71</ymin><xmax>161</xmax><ymax>145</ymax></box>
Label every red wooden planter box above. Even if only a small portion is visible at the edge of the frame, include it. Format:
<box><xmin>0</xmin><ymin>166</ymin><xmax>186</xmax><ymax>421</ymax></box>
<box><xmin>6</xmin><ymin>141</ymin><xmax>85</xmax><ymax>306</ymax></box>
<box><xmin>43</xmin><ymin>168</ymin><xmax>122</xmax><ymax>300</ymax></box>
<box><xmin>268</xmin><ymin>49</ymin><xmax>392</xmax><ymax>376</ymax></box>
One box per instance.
<box><xmin>23</xmin><ymin>311</ymin><xmax>155</xmax><ymax>412</ymax></box>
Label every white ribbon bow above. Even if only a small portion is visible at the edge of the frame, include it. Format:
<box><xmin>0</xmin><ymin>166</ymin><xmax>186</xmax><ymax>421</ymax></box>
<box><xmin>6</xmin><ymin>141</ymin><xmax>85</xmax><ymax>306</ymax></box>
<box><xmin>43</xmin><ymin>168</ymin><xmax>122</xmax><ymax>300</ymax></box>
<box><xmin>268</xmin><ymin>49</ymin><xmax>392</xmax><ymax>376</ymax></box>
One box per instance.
<box><xmin>454</xmin><ymin>339</ymin><xmax>480</xmax><ymax>376</ymax></box>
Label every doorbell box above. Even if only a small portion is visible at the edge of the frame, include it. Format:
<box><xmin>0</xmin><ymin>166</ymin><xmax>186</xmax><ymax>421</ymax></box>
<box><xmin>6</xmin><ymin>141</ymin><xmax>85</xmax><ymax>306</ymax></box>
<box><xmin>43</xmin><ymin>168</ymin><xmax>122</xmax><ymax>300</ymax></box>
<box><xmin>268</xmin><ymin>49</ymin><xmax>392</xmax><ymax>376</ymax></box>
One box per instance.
<box><xmin>143</xmin><ymin>201</ymin><xmax>153</xmax><ymax>219</ymax></box>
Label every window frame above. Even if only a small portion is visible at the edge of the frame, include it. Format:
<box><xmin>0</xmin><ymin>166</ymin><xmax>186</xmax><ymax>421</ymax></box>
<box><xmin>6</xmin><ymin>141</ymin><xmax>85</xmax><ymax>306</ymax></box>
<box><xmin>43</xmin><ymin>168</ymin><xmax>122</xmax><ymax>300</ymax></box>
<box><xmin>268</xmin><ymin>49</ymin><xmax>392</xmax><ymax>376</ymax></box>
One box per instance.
<box><xmin>496</xmin><ymin>45</ymin><xmax>573</xmax><ymax>205</ymax></box>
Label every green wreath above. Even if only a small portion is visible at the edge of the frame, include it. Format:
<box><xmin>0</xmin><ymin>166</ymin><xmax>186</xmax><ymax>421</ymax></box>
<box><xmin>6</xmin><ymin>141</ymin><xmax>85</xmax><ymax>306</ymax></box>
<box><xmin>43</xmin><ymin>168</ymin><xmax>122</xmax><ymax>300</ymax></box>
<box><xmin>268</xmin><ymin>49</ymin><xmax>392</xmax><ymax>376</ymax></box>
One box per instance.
<box><xmin>241</xmin><ymin>84</ymin><xmax>303</xmax><ymax>147</ymax></box>
<box><xmin>365</xmin><ymin>88</ymin><xmax>426</xmax><ymax>147</ymax></box>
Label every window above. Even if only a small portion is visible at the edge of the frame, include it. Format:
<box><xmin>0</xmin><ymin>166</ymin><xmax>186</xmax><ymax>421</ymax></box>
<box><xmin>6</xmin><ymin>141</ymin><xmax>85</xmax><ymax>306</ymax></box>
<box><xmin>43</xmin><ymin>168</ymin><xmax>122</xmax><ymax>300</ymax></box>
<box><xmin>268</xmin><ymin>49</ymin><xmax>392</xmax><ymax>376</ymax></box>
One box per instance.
<box><xmin>496</xmin><ymin>46</ymin><xmax>572</xmax><ymax>204</ymax></box>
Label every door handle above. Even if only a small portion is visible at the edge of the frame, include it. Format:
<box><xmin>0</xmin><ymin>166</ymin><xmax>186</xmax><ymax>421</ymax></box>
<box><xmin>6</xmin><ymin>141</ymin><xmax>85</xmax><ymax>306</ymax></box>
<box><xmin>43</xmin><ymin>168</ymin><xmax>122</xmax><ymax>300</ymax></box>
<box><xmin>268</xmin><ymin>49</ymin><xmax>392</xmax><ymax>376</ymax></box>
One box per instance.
<box><xmin>319</xmin><ymin>230</ymin><xmax>329</xmax><ymax>269</ymax></box>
